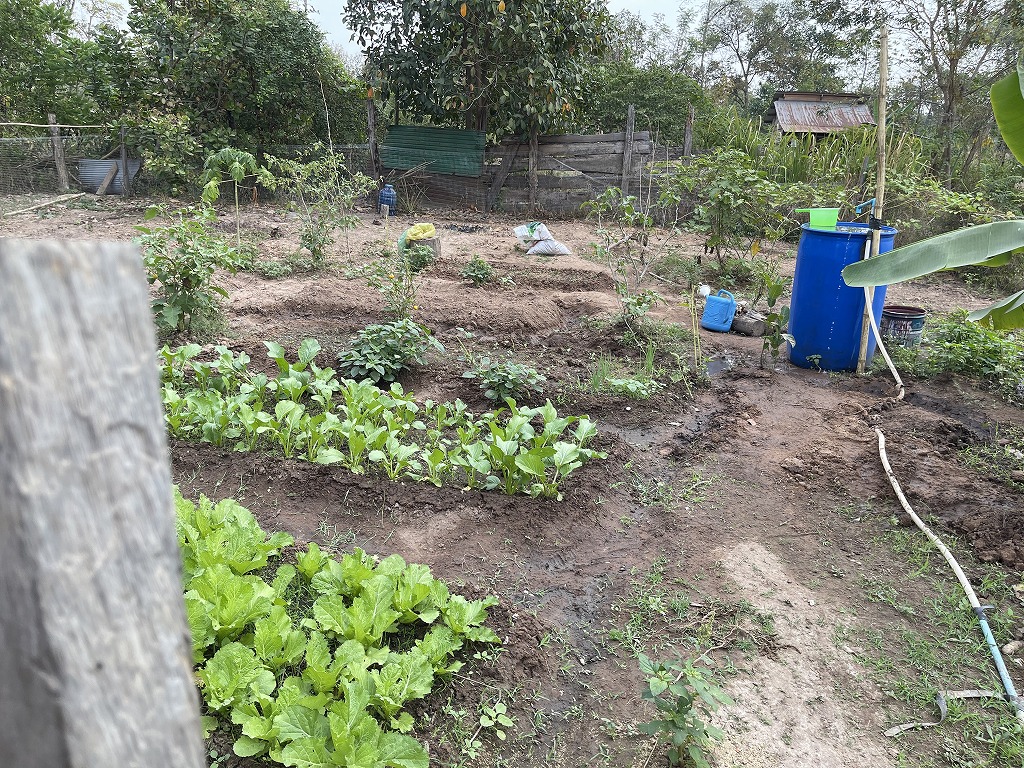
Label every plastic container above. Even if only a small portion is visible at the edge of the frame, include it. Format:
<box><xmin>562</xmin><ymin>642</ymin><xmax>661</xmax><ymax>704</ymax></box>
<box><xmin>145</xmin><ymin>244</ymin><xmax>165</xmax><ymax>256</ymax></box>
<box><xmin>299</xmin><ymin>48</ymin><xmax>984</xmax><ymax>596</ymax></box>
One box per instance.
<box><xmin>788</xmin><ymin>222</ymin><xmax>898</xmax><ymax>371</ymax></box>
<box><xmin>378</xmin><ymin>184</ymin><xmax>397</xmax><ymax>215</ymax></box>
<box><xmin>795</xmin><ymin>207</ymin><xmax>840</xmax><ymax>230</ymax></box>
<box><xmin>77</xmin><ymin>158</ymin><xmax>141</xmax><ymax>195</ymax></box>
<box><xmin>700</xmin><ymin>289</ymin><xmax>737</xmax><ymax>332</ymax></box>
<box><xmin>880</xmin><ymin>305</ymin><xmax>926</xmax><ymax>348</ymax></box>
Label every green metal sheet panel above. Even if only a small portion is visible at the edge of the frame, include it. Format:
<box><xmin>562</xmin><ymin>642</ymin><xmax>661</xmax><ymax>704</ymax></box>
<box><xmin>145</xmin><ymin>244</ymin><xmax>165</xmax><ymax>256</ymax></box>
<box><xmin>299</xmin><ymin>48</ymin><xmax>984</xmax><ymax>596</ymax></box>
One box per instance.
<box><xmin>380</xmin><ymin>125</ymin><xmax>486</xmax><ymax>177</ymax></box>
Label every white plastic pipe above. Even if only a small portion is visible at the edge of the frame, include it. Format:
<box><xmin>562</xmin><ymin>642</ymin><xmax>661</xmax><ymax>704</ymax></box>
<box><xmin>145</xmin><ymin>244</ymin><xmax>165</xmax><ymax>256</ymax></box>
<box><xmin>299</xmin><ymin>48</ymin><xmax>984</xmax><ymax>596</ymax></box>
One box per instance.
<box><xmin>863</xmin><ymin>287</ymin><xmax>905</xmax><ymax>400</ymax></box>
<box><xmin>875</xmin><ymin>428</ymin><xmax>1024</xmax><ymax>725</ymax></box>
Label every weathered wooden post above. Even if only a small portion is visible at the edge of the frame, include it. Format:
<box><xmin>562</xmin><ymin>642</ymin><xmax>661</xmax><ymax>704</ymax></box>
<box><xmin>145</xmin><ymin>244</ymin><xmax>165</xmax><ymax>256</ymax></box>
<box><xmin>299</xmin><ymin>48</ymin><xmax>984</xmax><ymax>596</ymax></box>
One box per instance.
<box><xmin>620</xmin><ymin>103</ymin><xmax>635</xmax><ymax>196</ymax></box>
<box><xmin>0</xmin><ymin>239</ymin><xmax>206</xmax><ymax>768</ymax></box>
<box><xmin>120</xmin><ymin>125</ymin><xmax>132</xmax><ymax>197</ymax></box>
<box><xmin>367</xmin><ymin>89</ymin><xmax>381</xmax><ymax>181</ymax></box>
<box><xmin>48</xmin><ymin>114</ymin><xmax>70</xmax><ymax>193</ymax></box>
<box><xmin>528</xmin><ymin>122</ymin><xmax>539</xmax><ymax>212</ymax></box>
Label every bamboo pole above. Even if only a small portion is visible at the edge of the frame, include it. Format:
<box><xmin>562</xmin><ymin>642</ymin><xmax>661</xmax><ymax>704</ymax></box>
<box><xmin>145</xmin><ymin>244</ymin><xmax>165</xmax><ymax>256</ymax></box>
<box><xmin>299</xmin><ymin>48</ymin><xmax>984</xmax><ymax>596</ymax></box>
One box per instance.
<box><xmin>857</xmin><ymin>24</ymin><xmax>888</xmax><ymax>374</ymax></box>
<box><xmin>2</xmin><ymin>192</ymin><xmax>87</xmax><ymax>217</ymax></box>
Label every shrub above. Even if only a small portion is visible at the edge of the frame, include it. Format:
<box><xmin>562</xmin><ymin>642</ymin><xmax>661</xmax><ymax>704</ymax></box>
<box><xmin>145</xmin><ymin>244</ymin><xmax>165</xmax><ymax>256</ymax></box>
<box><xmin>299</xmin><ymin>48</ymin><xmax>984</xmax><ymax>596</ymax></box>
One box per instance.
<box><xmin>336</xmin><ymin>319</ymin><xmax>443</xmax><ymax>385</ymax></box>
<box><xmin>462</xmin><ymin>356</ymin><xmax>547</xmax><ymax>402</ymax></box>
<box><xmin>135</xmin><ymin>205</ymin><xmax>241</xmax><ymax>335</ymax></box>
<box><xmin>461</xmin><ymin>255</ymin><xmax>495</xmax><ymax>286</ymax></box>
<box><xmin>404</xmin><ymin>243</ymin><xmax>435</xmax><ymax>273</ymax></box>
<box><xmin>349</xmin><ymin>243</ymin><xmax>419</xmax><ymax>318</ymax></box>
<box><xmin>265</xmin><ymin>150</ymin><xmax>375</xmax><ymax>265</ymax></box>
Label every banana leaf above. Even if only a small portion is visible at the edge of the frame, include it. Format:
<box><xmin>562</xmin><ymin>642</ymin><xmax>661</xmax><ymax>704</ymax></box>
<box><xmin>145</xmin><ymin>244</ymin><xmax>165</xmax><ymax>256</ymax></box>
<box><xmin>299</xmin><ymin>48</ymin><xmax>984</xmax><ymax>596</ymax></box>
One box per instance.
<box><xmin>968</xmin><ymin>289</ymin><xmax>1024</xmax><ymax>330</ymax></box>
<box><xmin>991</xmin><ymin>55</ymin><xmax>1024</xmax><ymax>165</ymax></box>
<box><xmin>841</xmin><ymin>220</ymin><xmax>1024</xmax><ymax>287</ymax></box>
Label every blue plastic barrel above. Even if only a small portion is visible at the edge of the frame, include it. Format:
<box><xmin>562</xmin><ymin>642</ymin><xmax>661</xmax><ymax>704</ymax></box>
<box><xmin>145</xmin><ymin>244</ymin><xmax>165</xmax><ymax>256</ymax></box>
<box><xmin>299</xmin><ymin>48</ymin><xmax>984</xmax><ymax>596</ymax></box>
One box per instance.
<box><xmin>788</xmin><ymin>222</ymin><xmax>898</xmax><ymax>371</ymax></box>
<box><xmin>378</xmin><ymin>184</ymin><xmax>397</xmax><ymax>215</ymax></box>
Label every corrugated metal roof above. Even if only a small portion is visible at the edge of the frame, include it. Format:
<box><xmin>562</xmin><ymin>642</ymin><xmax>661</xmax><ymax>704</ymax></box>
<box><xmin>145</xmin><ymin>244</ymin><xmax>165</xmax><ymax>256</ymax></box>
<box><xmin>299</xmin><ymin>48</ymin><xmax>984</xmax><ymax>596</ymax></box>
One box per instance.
<box><xmin>769</xmin><ymin>100</ymin><xmax>875</xmax><ymax>133</ymax></box>
<box><xmin>381</xmin><ymin>125</ymin><xmax>486</xmax><ymax>177</ymax></box>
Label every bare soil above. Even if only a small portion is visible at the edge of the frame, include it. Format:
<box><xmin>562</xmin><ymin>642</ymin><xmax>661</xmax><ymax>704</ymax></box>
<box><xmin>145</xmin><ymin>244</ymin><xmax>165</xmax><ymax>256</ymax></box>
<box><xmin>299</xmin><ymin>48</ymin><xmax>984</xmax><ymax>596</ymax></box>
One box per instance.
<box><xmin>5</xmin><ymin>195</ymin><xmax>1023</xmax><ymax>768</ymax></box>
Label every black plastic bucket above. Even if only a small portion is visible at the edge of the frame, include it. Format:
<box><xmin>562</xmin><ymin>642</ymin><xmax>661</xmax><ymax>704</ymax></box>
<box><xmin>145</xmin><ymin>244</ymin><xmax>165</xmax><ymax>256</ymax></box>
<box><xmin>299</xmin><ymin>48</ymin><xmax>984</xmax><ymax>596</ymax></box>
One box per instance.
<box><xmin>880</xmin><ymin>305</ymin><xmax>926</xmax><ymax>348</ymax></box>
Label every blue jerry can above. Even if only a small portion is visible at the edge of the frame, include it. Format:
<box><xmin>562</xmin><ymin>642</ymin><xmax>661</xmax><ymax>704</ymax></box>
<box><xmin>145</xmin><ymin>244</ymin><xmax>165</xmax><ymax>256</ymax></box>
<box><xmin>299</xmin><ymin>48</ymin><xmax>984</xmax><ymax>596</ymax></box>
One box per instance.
<box><xmin>700</xmin><ymin>290</ymin><xmax>737</xmax><ymax>332</ymax></box>
<box><xmin>378</xmin><ymin>184</ymin><xmax>398</xmax><ymax>215</ymax></box>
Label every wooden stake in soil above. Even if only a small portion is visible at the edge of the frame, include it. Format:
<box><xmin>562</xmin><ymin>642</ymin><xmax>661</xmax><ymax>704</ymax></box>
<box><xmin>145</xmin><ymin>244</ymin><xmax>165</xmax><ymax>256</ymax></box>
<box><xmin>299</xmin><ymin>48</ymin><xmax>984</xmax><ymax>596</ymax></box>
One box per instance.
<box><xmin>0</xmin><ymin>239</ymin><xmax>206</xmax><ymax>768</ymax></box>
<box><xmin>528</xmin><ymin>122</ymin><xmax>539</xmax><ymax>212</ymax></box>
<box><xmin>119</xmin><ymin>125</ymin><xmax>132</xmax><ymax>196</ymax></box>
<box><xmin>857</xmin><ymin>24</ymin><xmax>888</xmax><ymax>374</ymax></box>
<box><xmin>621</xmin><ymin>103</ymin><xmax>636</xmax><ymax>196</ymax></box>
<box><xmin>47</xmin><ymin>113</ymin><xmax>70</xmax><ymax>193</ymax></box>
<box><xmin>367</xmin><ymin>93</ymin><xmax>381</xmax><ymax>181</ymax></box>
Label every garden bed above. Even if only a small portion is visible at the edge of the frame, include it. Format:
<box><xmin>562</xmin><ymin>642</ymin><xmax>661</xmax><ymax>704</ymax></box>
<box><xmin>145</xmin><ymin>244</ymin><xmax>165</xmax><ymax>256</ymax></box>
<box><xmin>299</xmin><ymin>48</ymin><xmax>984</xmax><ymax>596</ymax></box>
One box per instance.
<box><xmin>5</xmin><ymin>195</ymin><xmax>1024</xmax><ymax>767</ymax></box>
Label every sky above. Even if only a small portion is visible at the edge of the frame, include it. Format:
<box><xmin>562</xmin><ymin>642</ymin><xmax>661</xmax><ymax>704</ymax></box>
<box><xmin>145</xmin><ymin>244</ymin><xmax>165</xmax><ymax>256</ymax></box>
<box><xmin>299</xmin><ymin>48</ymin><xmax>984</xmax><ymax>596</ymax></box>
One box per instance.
<box><xmin>312</xmin><ymin>0</ymin><xmax>679</xmax><ymax>60</ymax></box>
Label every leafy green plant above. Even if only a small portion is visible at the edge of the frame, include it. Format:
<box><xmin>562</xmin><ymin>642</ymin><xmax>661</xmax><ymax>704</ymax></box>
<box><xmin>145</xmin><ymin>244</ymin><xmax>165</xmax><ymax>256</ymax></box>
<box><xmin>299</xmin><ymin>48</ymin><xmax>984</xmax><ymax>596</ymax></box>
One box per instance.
<box><xmin>462</xmin><ymin>356</ymin><xmax>547</xmax><ymax>403</ymax></box>
<box><xmin>136</xmin><ymin>205</ymin><xmax>241</xmax><ymax>335</ymax></box>
<box><xmin>266</xmin><ymin>150</ymin><xmax>375</xmax><ymax>265</ymax></box>
<box><xmin>656</xmin><ymin>148</ymin><xmax>790</xmax><ymax>265</ymax></box>
<box><xmin>337</xmin><ymin>320</ymin><xmax>443</xmax><ymax>385</ymax></box>
<box><xmin>637</xmin><ymin>654</ymin><xmax>732</xmax><ymax>768</ymax></box>
<box><xmin>762</xmin><ymin>304</ymin><xmax>794</xmax><ymax>368</ymax></box>
<box><xmin>200</xmin><ymin>147</ymin><xmax>274</xmax><ymax>248</ymax></box>
<box><xmin>350</xmin><ymin>244</ymin><xmax>420</xmax><ymax>319</ymax></box>
<box><xmin>587</xmin><ymin>353</ymin><xmax>663</xmax><ymax>399</ymax></box>
<box><xmin>177</xmin><ymin>488</ymin><xmax>500</xmax><ymax>768</ymax></box>
<box><xmin>461</xmin><ymin>255</ymin><xmax>495</xmax><ymax>286</ymax></box>
<box><xmin>403</xmin><ymin>243</ymin><xmax>435</xmax><ymax>274</ymax></box>
<box><xmin>916</xmin><ymin>311</ymin><xmax>1024</xmax><ymax>402</ymax></box>
<box><xmin>160</xmin><ymin>340</ymin><xmax>606</xmax><ymax>498</ymax></box>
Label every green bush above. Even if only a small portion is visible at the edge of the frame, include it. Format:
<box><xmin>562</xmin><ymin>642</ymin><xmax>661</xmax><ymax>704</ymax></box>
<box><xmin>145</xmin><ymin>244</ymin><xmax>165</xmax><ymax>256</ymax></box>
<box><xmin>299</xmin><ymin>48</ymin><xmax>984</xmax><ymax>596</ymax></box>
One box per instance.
<box><xmin>336</xmin><ymin>320</ymin><xmax>443</xmax><ymax>385</ymax></box>
<box><xmin>404</xmin><ymin>243</ymin><xmax>435</xmax><ymax>274</ymax></box>
<box><xmin>877</xmin><ymin>311</ymin><xmax>1024</xmax><ymax>403</ymax></box>
<box><xmin>135</xmin><ymin>205</ymin><xmax>241</xmax><ymax>335</ymax></box>
<box><xmin>462</xmin><ymin>356</ymin><xmax>547</xmax><ymax>402</ymax></box>
<box><xmin>461</xmin><ymin>255</ymin><xmax>495</xmax><ymax>286</ymax></box>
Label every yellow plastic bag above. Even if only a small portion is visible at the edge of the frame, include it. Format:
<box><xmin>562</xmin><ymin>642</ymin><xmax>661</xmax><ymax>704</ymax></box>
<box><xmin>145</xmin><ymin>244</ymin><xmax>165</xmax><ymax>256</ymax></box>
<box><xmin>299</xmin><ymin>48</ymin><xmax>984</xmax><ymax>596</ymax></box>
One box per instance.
<box><xmin>405</xmin><ymin>223</ymin><xmax>436</xmax><ymax>241</ymax></box>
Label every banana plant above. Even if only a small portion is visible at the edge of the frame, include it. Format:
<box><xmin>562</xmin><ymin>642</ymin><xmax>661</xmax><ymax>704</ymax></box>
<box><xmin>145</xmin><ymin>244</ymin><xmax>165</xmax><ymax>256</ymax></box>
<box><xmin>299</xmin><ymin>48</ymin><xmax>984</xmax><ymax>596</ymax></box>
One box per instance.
<box><xmin>842</xmin><ymin>57</ymin><xmax>1024</xmax><ymax>330</ymax></box>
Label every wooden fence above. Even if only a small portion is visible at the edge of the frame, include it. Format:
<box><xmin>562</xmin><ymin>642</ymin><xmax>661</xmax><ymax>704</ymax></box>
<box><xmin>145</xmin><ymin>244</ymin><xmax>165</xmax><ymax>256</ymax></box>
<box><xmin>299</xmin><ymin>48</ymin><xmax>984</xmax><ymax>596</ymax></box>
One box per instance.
<box><xmin>390</xmin><ymin>129</ymin><xmax>654</xmax><ymax>214</ymax></box>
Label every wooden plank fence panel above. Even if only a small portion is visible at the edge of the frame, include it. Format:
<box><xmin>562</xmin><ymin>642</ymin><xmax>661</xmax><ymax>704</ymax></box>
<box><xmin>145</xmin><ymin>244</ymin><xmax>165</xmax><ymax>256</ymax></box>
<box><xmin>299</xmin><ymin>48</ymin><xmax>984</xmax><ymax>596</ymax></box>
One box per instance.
<box><xmin>522</xmin><ymin>140</ymin><xmax>653</xmax><ymax>158</ymax></box>
<box><xmin>535</xmin><ymin>130</ymin><xmax>650</xmax><ymax>144</ymax></box>
<box><xmin>0</xmin><ymin>239</ymin><xmax>206</xmax><ymax>768</ymax></box>
<box><xmin>510</xmin><ymin>154</ymin><xmax>644</xmax><ymax>174</ymax></box>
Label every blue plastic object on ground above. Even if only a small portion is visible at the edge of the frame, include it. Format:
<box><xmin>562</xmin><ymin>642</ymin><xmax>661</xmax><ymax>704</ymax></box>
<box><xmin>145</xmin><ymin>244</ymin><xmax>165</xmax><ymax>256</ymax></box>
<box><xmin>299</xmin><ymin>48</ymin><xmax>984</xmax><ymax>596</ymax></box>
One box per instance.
<box><xmin>378</xmin><ymin>184</ymin><xmax>398</xmax><ymax>215</ymax></box>
<box><xmin>788</xmin><ymin>222</ymin><xmax>898</xmax><ymax>371</ymax></box>
<box><xmin>700</xmin><ymin>290</ymin><xmax>737</xmax><ymax>332</ymax></box>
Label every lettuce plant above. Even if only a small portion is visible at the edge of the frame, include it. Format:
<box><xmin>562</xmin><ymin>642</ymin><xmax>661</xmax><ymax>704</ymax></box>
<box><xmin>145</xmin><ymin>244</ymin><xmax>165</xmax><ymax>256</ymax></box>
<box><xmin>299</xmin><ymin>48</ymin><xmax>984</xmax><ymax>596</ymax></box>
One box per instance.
<box><xmin>175</xmin><ymin>489</ymin><xmax>499</xmax><ymax>767</ymax></box>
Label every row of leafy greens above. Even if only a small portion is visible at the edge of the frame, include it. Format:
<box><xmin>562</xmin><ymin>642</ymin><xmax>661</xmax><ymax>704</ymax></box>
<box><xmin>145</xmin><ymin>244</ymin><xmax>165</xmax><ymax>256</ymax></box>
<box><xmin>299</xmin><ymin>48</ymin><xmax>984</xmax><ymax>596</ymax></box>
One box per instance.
<box><xmin>161</xmin><ymin>339</ymin><xmax>605</xmax><ymax>500</ymax></box>
<box><xmin>178</xmin><ymin>489</ymin><xmax>499</xmax><ymax>766</ymax></box>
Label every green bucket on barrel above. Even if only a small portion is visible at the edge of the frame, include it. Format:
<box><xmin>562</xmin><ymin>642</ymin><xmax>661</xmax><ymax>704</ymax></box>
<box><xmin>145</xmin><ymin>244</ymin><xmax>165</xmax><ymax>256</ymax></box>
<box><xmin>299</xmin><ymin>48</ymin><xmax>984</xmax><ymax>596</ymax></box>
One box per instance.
<box><xmin>795</xmin><ymin>207</ymin><xmax>840</xmax><ymax>230</ymax></box>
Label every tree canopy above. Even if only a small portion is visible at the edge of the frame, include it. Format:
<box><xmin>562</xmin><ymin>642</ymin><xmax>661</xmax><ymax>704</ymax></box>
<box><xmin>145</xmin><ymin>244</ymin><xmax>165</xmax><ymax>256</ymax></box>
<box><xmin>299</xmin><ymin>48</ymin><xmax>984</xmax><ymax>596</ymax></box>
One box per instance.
<box><xmin>344</xmin><ymin>0</ymin><xmax>610</xmax><ymax>137</ymax></box>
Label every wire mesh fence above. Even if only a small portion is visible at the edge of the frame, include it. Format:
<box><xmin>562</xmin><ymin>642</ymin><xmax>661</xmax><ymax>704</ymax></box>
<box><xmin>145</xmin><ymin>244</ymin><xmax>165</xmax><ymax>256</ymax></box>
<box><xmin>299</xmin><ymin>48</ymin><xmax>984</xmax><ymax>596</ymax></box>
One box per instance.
<box><xmin>0</xmin><ymin>134</ymin><xmax>121</xmax><ymax>195</ymax></box>
<box><xmin>0</xmin><ymin>126</ymin><xmax>686</xmax><ymax>217</ymax></box>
